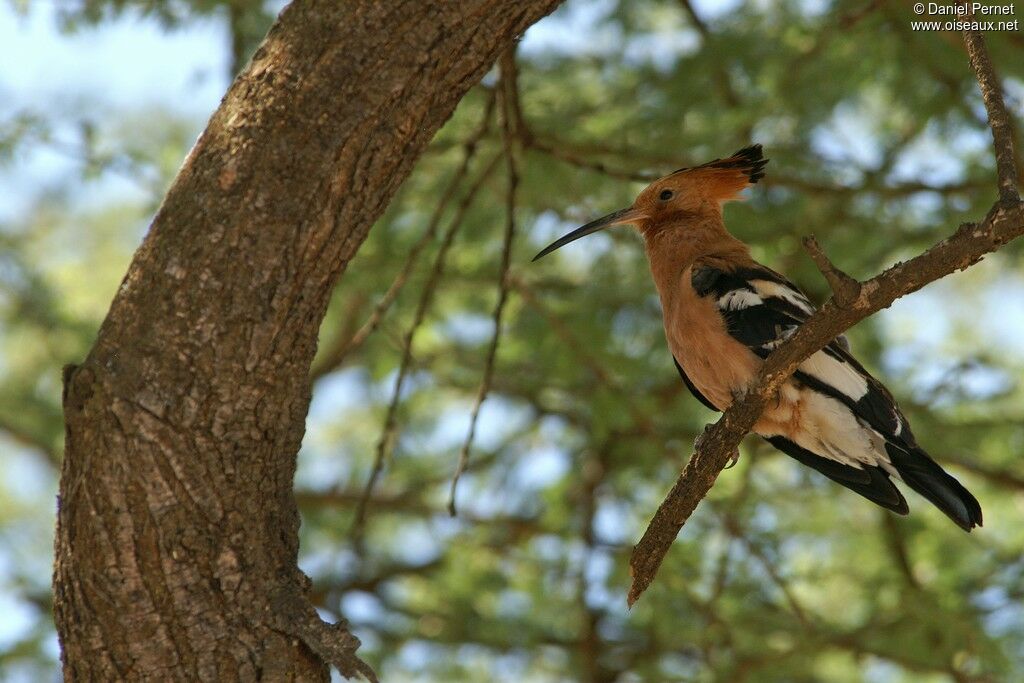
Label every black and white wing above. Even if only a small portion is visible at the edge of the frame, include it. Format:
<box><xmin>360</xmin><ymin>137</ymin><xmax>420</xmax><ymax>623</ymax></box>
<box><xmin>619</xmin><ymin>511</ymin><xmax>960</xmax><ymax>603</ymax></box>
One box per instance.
<box><xmin>690</xmin><ymin>262</ymin><xmax>982</xmax><ymax>530</ymax></box>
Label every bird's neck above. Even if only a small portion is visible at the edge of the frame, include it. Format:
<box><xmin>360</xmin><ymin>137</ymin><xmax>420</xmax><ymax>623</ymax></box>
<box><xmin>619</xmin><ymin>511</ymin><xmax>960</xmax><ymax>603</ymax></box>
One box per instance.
<box><xmin>641</xmin><ymin>213</ymin><xmax>751</xmax><ymax>288</ymax></box>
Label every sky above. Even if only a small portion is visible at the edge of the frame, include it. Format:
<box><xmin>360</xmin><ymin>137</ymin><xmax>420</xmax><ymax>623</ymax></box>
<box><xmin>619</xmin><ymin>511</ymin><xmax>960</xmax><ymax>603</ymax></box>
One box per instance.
<box><xmin>0</xmin><ymin>4</ymin><xmax>227</xmax><ymax>222</ymax></box>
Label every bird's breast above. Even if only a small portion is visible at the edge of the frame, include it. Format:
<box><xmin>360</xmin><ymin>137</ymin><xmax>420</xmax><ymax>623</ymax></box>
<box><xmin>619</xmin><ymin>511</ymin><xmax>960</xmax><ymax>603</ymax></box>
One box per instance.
<box><xmin>660</xmin><ymin>266</ymin><xmax>760</xmax><ymax>410</ymax></box>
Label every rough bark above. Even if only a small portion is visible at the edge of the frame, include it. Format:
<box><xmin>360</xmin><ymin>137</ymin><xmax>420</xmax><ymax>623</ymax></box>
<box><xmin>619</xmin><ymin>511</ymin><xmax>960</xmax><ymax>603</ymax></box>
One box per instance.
<box><xmin>53</xmin><ymin>0</ymin><xmax>562</xmax><ymax>680</ymax></box>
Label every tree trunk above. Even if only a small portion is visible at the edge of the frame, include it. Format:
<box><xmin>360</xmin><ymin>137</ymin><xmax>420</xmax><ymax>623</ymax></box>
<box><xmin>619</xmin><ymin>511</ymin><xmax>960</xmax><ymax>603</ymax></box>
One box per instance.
<box><xmin>53</xmin><ymin>1</ymin><xmax>562</xmax><ymax>679</ymax></box>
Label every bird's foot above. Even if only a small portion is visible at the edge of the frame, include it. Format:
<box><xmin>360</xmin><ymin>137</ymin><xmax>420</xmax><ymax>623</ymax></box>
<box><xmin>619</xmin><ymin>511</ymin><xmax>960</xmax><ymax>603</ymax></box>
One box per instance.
<box><xmin>729</xmin><ymin>385</ymin><xmax>749</xmax><ymax>409</ymax></box>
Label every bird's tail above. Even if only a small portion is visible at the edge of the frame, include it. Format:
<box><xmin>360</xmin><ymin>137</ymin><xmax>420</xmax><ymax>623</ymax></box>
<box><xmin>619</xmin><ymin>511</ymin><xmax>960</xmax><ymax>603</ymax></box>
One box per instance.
<box><xmin>676</xmin><ymin>144</ymin><xmax>768</xmax><ymax>203</ymax></box>
<box><xmin>887</xmin><ymin>444</ymin><xmax>983</xmax><ymax>531</ymax></box>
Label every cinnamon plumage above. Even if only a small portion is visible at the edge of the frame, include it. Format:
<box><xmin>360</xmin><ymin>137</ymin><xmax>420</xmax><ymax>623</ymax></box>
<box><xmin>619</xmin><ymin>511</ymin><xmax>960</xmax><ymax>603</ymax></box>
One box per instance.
<box><xmin>534</xmin><ymin>145</ymin><xmax>982</xmax><ymax>531</ymax></box>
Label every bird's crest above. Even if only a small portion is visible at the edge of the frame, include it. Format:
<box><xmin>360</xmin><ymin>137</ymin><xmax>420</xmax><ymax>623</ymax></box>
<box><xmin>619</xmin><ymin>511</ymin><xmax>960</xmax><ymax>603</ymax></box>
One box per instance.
<box><xmin>672</xmin><ymin>144</ymin><xmax>768</xmax><ymax>203</ymax></box>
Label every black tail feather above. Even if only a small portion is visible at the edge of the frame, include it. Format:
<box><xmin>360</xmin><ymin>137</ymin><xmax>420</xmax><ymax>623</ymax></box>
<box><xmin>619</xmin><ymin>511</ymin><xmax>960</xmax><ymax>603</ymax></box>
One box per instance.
<box><xmin>886</xmin><ymin>444</ymin><xmax>983</xmax><ymax>532</ymax></box>
<box><xmin>766</xmin><ymin>436</ymin><xmax>909</xmax><ymax>514</ymax></box>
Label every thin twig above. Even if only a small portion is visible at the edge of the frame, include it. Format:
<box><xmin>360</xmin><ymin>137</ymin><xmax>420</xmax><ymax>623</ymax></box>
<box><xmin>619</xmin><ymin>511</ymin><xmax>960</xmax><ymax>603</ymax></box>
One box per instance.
<box><xmin>962</xmin><ymin>26</ymin><xmax>1020</xmax><ymax>205</ymax></box>
<box><xmin>311</xmin><ymin>91</ymin><xmax>498</xmax><ymax>379</ymax></box>
<box><xmin>881</xmin><ymin>513</ymin><xmax>922</xmax><ymax>591</ymax></box>
<box><xmin>448</xmin><ymin>51</ymin><xmax>520</xmax><ymax>516</ymax></box>
<box><xmin>528</xmin><ymin>136</ymin><xmax>659</xmax><ymax>182</ymax></box>
<box><xmin>720</xmin><ymin>512</ymin><xmax>810</xmax><ymax>628</ymax></box>
<box><xmin>499</xmin><ymin>49</ymin><xmax>530</xmax><ymax>144</ymax></box>
<box><xmin>936</xmin><ymin>453</ymin><xmax>1024</xmax><ymax>492</ymax></box>
<box><xmin>575</xmin><ymin>441</ymin><xmax>609</xmax><ymax>681</ymax></box>
<box><xmin>350</xmin><ymin>153</ymin><xmax>503</xmax><ymax>545</ymax></box>
<box><xmin>675</xmin><ymin>0</ymin><xmax>740</xmax><ymax>108</ymax></box>
<box><xmin>529</xmin><ymin>133</ymin><xmax>989</xmax><ymax>197</ymax></box>
<box><xmin>627</xmin><ymin>29</ymin><xmax>1024</xmax><ymax>606</ymax></box>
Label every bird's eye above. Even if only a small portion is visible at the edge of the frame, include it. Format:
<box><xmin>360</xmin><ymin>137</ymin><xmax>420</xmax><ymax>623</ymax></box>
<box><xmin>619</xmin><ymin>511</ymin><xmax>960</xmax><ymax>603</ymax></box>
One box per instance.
<box><xmin>659</xmin><ymin>189</ymin><xmax>674</xmax><ymax>201</ymax></box>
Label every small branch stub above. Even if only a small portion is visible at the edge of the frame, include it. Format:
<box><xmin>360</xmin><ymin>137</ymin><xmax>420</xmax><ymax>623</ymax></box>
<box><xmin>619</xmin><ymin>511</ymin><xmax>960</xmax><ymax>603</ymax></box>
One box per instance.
<box><xmin>270</xmin><ymin>586</ymin><xmax>378</xmax><ymax>682</ymax></box>
<box><xmin>802</xmin><ymin>235</ymin><xmax>862</xmax><ymax>307</ymax></box>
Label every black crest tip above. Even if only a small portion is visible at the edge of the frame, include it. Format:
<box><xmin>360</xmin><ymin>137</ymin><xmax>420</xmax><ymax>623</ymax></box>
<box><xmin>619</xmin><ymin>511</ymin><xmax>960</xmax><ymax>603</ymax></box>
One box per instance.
<box><xmin>691</xmin><ymin>143</ymin><xmax>769</xmax><ymax>184</ymax></box>
<box><xmin>730</xmin><ymin>144</ymin><xmax>769</xmax><ymax>183</ymax></box>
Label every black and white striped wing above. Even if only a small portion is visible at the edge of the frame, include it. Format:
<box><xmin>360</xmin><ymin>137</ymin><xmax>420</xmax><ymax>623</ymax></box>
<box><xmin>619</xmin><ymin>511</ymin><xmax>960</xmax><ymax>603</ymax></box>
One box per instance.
<box><xmin>691</xmin><ymin>263</ymin><xmax>982</xmax><ymax>530</ymax></box>
<box><xmin>692</xmin><ymin>264</ymin><xmax>846</xmax><ymax>356</ymax></box>
<box><xmin>690</xmin><ymin>263</ymin><xmax>901</xmax><ymax>434</ymax></box>
<box><xmin>691</xmin><ymin>264</ymin><xmax>910</xmax><ymax>510</ymax></box>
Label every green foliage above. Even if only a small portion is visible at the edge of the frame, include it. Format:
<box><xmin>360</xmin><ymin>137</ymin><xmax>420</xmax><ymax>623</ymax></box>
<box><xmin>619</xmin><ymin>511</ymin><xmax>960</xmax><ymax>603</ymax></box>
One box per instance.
<box><xmin>47</xmin><ymin>0</ymin><xmax>268</xmax><ymax>28</ymax></box>
<box><xmin>2</xmin><ymin>0</ymin><xmax>1024</xmax><ymax>680</ymax></box>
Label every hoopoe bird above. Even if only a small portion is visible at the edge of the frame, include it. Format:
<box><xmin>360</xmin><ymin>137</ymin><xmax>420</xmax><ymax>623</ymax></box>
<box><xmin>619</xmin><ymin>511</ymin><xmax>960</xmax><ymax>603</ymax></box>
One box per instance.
<box><xmin>534</xmin><ymin>145</ymin><xmax>983</xmax><ymax>531</ymax></box>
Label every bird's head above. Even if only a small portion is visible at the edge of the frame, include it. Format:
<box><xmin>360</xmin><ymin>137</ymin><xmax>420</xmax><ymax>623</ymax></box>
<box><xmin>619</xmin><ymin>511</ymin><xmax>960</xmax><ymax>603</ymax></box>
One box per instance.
<box><xmin>533</xmin><ymin>144</ymin><xmax>767</xmax><ymax>261</ymax></box>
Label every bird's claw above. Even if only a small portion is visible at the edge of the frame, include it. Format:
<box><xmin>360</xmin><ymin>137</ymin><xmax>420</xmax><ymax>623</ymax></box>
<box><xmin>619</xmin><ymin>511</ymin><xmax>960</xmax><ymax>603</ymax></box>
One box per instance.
<box><xmin>724</xmin><ymin>448</ymin><xmax>741</xmax><ymax>469</ymax></box>
<box><xmin>694</xmin><ymin>427</ymin><xmax>741</xmax><ymax>470</ymax></box>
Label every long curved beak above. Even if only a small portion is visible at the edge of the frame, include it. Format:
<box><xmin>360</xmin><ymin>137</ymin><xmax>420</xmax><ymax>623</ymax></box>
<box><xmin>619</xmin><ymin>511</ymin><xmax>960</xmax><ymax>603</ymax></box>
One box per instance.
<box><xmin>532</xmin><ymin>207</ymin><xmax>647</xmax><ymax>262</ymax></box>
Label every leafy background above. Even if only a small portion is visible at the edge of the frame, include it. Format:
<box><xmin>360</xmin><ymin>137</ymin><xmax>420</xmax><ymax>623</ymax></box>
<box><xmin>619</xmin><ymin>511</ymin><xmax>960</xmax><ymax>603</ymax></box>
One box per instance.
<box><xmin>1</xmin><ymin>0</ymin><xmax>1023</xmax><ymax>681</ymax></box>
